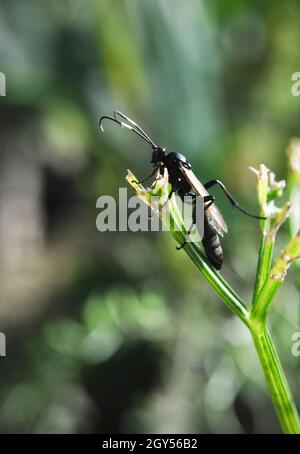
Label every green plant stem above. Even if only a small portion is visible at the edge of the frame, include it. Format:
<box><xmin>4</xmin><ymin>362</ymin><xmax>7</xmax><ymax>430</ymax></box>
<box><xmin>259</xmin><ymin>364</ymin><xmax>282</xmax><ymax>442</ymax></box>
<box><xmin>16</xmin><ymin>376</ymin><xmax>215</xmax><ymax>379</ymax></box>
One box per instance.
<box><xmin>253</xmin><ymin>227</ymin><xmax>274</xmax><ymax>299</ymax></box>
<box><xmin>184</xmin><ymin>228</ymin><xmax>300</xmax><ymax>433</ymax></box>
<box><xmin>252</xmin><ymin>165</ymin><xmax>273</xmax><ymax>301</ymax></box>
<box><xmin>251</xmin><ymin>325</ymin><xmax>300</xmax><ymax>433</ymax></box>
<box><xmin>167</xmin><ymin>195</ymin><xmax>250</xmax><ymax>325</ymax></box>
<box><xmin>183</xmin><ymin>242</ymin><xmax>250</xmax><ymax>325</ymax></box>
<box><xmin>251</xmin><ymin>279</ymin><xmax>280</xmax><ymax>326</ymax></box>
<box><xmin>184</xmin><ymin>227</ymin><xmax>300</xmax><ymax>432</ymax></box>
<box><xmin>127</xmin><ymin>170</ymin><xmax>300</xmax><ymax>434</ymax></box>
<box><xmin>252</xmin><ymin>231</ymin><xmax>300</xmax><ymax>324</ymax></box>
<box><xmin>286</xmin><ymin>173</ymin><xmax>300</xmax><ymax>325</ymax></box>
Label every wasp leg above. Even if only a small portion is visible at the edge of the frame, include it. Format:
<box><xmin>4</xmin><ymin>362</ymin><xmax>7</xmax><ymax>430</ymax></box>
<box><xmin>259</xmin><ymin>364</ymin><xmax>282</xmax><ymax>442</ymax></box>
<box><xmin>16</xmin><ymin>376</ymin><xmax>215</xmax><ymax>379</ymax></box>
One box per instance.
<box><xmin>178</xmin><ymin>191</ymin><xmax>194</xmax><ymax>205</ymax></box>
<box><xmin>176</xmin><ymin>222</ymin><xmax>194</xmax><ymax>250</ymax></box>
<box><xmin>204</xmin><ymin>179</ymin><xmax>265</xmax><ymax>220</ymax></box>
<box><xmin>161</xmin><ymin>178</ymin><xmax>181</xmax><ymax>207</ymax></box>
<box><xmin>203</xmin><ymin>195</ymin><xmax>215</xmax><ymax>211</ymax></box>
<box><xmin>133</xmin><ymin>166</ymin><xmax>160</xmax><ymax>185</ymax></box>
<box><xmin>176</xmin><ymin>195</ymin><xmax>214</xmax><ymax>250</ymax></box>
<box><xmin>178</xmin><ymin>191</ymin><xmax>215</xmax><ymax>209</ymax></box>
<box><xmin>160</xmin><ymin>188</ymin><xmax>174</xmax><ymax>209</ymax></box>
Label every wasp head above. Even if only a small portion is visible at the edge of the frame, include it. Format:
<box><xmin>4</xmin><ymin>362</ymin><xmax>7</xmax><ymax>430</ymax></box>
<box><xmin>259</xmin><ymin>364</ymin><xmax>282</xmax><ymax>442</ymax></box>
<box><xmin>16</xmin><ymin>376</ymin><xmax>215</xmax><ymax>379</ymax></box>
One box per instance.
<box><xmin>151</xmin><ymin>146</ymin><xmax>166</xmax><ymax>166</ymax></box>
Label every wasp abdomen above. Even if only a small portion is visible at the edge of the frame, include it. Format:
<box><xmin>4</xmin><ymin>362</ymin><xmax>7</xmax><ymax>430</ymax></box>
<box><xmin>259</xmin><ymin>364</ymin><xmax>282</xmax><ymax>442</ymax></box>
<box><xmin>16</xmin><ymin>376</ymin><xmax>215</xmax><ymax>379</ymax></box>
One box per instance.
<box><xmin>202</xmin><ymin>216</ymin><xmax>223</xmax><ymax>270</ymax></box>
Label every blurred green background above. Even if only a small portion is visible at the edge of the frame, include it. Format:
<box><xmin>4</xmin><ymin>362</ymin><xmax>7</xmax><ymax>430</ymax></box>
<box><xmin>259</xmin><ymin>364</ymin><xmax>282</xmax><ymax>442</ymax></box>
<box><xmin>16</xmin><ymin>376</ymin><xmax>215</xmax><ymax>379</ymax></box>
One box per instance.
<box><xmin>0</xmin><ymin>0</ymin><xmax>299</xmax><ymax>434</ymax></box>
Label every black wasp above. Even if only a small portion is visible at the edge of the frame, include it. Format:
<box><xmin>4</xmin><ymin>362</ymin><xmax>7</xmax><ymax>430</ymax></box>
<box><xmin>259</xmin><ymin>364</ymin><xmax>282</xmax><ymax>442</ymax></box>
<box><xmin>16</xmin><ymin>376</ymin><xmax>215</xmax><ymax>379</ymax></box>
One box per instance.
<box><xmin>99</xmin><ymin>111</ymin><xmax>264</xmax><ymax>270</ymax></box>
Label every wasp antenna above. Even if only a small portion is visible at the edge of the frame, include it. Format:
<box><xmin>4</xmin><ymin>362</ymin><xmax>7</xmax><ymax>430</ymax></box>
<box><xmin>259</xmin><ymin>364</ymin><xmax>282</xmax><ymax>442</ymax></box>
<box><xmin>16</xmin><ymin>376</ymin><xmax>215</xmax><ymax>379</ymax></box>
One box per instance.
<box><xmin>99</xmin><ymin>113</ymin><xmax>154</xmax><ymax>147</ymax></box>
<box><xmin>113</xmin><ymin>110</ymin><xmax>157</xmax><ymax>148</ymax></box>
<box><xmin>99</xmin><ymin>115</ymin><xmax>120</xmax><ymax>132</ymax></box>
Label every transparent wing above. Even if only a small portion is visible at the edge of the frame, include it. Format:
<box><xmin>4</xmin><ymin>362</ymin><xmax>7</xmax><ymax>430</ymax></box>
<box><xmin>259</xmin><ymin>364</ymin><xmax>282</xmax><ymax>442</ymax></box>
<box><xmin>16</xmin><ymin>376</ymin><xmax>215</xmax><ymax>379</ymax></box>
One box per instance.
<box><xmin>179</xmin><ymin>164</ymin><xmax>228</xmax><ymax>236</ymax></box>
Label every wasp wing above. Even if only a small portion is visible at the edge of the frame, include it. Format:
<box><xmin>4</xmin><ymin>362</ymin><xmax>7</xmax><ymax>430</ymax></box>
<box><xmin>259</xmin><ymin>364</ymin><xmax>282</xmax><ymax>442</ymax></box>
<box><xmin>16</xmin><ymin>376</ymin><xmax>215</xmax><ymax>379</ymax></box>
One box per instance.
<box><xmin>179</xmin><ymin>164</ymin><xmax>228</xmax><ymax>236</ymax></box>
